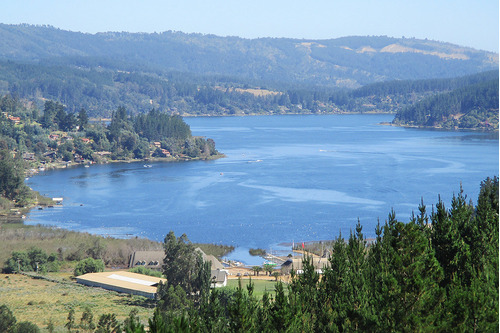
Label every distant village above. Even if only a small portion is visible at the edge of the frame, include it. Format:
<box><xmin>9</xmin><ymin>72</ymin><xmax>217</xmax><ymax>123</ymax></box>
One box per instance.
<box><xmin>76</xmin><ymin>247</ymin><xmax>331</xmax><ymax>299</ymax></box>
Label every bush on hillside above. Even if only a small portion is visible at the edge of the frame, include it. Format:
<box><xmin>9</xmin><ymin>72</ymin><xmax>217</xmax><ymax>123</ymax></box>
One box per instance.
<box><xmin>3</xmin><ymin>247</ymin><xmax>60</xmax><ymax>274</ymax></box>
<box><xmin>73</xmin><ymin>258</ymin><xmax>105</xmax><ymax>276</ymax></box>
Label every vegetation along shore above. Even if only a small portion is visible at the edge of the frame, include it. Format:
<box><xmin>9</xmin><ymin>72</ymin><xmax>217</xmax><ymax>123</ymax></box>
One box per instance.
<box><xmin>0</xmin><ymin>177</ymin><xmax>497</xmax><ymax>332</ymax></box>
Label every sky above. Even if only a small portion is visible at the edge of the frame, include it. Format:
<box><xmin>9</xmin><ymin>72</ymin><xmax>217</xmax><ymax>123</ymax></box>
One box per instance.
<box><xmin>0</xmin><ymin>0</ymin><xmax>498</xmax><ymax>52</ymax></box>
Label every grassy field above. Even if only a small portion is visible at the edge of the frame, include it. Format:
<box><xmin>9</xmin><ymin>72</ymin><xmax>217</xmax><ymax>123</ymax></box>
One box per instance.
<box><xmin>0</xmin><ymin>274</ymin><xmax>287</xmax><ymax>332</ymax></box>
<box><xmin>225</xmin><ymin>278</ymin><xmax>285</xmax><ymax>299</ymax></box>
<box><xmin>0</xmin><ymin>272</ymin><xmax>156</xmax><ymax>332</ymax></box>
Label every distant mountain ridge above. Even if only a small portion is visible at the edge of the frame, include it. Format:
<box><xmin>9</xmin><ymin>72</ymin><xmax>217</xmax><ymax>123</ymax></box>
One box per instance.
<box><xmin>0</xmin><ymin>24</ymin><xmax>497</xmax><ymax>88</ymax></box>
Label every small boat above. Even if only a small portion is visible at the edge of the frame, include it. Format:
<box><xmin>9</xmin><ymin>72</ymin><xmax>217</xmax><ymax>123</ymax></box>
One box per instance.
<box><xmin>84</xmin><ymin>165</ymin><xmax>90</xmax><ymax>168</ymax></box>
<box><xmin>143</xmin><ymin>164</ymin><xmax>152</xmax><ymax>168</ymax></box>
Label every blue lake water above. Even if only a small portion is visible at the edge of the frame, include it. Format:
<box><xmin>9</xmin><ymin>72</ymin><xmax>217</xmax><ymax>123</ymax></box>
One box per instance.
<box><xmin>25</xmin><ymin>114</ymin><xmax>499</xmax><ymax>264</ymax></box>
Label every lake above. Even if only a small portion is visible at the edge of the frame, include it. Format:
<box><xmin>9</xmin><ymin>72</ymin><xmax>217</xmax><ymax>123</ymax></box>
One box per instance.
<box><xmin>25</xmin><ymin>114</ymin><xmax>499</xmax><ymax>264</ymax></box>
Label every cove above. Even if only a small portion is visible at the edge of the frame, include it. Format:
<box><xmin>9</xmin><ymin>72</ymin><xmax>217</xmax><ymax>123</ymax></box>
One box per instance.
<box><xmin>25</xmin><ymin>114</ymin><xmax>499</xmax><ymax>264</ymax></box>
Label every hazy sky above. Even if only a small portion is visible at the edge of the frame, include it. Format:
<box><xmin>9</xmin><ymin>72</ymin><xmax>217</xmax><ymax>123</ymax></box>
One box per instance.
<box><xmin>1</xmin><ymin>0</ymin><xmax>498</xmax><ymax>52</ymax></box>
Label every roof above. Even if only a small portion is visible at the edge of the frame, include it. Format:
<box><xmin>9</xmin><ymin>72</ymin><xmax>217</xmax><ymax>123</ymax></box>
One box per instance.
<box><xmin>129</xmin><ymin>249</ymin><xmax>225</xmax><ymax>271</ymax></box>
<box><xmin>129</xmin><ymin>250</ymin><xmax>164</xmax><ymax>269</ymax></box>
<box><xmin>281</xmin><ymin>257</ymin><xmax>331</xmax><ymax>270</ymax></box>
<box><xmin>204</xmin><ymin>254</ymin><xmax>224</xmax><ymax>270</ymax></box>
<box><xmin>211</xmin><ymin>269</ymin><xmax>228</xmax><ymax>283</ymax></box>
<box><xmin>76</xmin><ymin>271</ymin><xmax>167</xmax><ymax>299</ymax></box>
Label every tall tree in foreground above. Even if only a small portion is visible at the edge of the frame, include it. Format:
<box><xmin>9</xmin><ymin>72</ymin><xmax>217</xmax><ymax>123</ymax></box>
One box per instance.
<box><xmin>0</xmin><ymin>149</ymin><xmax>31</xmax><ymax>205</ymax></box>
<box><xmin>158</xmin><ymin>231</ymin><xmax>211</xmax><ymax>313</ymax></box>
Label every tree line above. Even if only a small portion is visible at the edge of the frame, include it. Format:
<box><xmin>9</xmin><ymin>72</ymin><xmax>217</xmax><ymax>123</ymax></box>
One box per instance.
<box><xmin>144</xmin><ymin>177</ymin><xmax>498</xmax><ymax>332</ymax></box>
<box><xmin>0</xmin><ymin>95</ymin><xmax>219</xmax><ymax>162</ymax></box>
<box><xmin>1</xmin><ymin>177</ymin><xmax>497</xmax><ymax>331</ymax></box>
<box><xmin>393</xmin><ymin>77</ymin><xmax>499</xmax><ymax>129</ymax></box>
<box><xmin>2</xmin><ymin>57</ymin><xmax>498</xmax><ymax>125</ymax></box>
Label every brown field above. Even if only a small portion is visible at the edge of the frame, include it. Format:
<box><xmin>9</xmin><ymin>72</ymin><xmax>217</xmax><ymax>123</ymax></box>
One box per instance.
<box><xmin>234</xmin><ymin>87</ymin><xmax>281</xmax><ymax>97</ymax></box>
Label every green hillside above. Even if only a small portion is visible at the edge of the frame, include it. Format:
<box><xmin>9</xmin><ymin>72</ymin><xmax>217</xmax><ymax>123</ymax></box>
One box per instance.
<box><xmin>393</xmin><ymin>72</ymin><xmax>499</xmax><ymax>130</ymax></box>
<box><xmin>0</xmin><ymin>24</ymin><xmax>497</xmax><ymax>88</ymax></box>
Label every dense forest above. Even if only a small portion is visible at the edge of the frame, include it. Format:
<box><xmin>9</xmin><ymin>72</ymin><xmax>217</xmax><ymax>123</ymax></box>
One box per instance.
<box><xmin>0</xmin><ymin>58</ymin><xmax>498</xmax><ymax>130</ymax></box>
<box><xmin>0</xmin><ymin>94</ymin><xmax>221</xmax><ymax>209</ymax></box>
<box><xmin>393</xmin><ymin>73</ymin><xmax>499</xmax><ymax>129</ymax></box>
<box><xmin>2</xmin><ymin>178</ymin><xmax>496</xmax><ymax>332</ymax></box>
<box><xmin>0</xmin><ymin>24</ymin><xmax>497</xmax><ymax>128</ymax></box>
<box><xmin>0</xmin><ymin>24</ymin><xmax>496</xmax><ymax>88</ymax></box>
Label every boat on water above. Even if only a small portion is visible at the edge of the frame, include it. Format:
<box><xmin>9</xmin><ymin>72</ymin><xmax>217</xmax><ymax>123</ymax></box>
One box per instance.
<box><xmin>143</xmin><ymin>164</ymin><xmax>152</xmax><ymax>168</ymax></box>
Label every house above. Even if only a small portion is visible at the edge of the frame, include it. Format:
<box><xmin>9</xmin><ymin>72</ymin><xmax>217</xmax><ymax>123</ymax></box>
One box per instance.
<box><xmin>128</xmin><ymin>250</ymin><xmax>164</xmax><ymax>271</ymax></box>
<box><xmin>281</xmin><ymin>257</ymin><xmax>331</xmax><ymax>275</ymax></box>
<box><xmin>129</xmin><ymin>249</ymin><xmax>228</xmax><ymax>287</ymax></box>
<box><xmin>22</xmin><ymin>152</ymin><xmax>35</xmax><ymax>160</ymax></box>
<box><xmin>81</xmin><ymin>138</ymin><xmax>91</xmax><ymax>144</ymax></box>
<box><xmin>43</xmin><ymin>151</ymin><xmax>57</xmax><ymax>158</ymax></box>
<box><xmin>153</xmin><ymin>142</ymin><xmax>161</xmax><ymax>148</ymax></box>
<box><xmin>8</xmin><ymin>116</ymin><xmax>20</xmax><ymax>124</ymax></box>
<box><xmin>211</xmin><ymin>269</ymin><xmax>228</xmax><ymax>288</ymax></box>
<box><xmin>76</xmin><ymin>271</ymin><xmax>167</xmax><ymax>299</ymax></box>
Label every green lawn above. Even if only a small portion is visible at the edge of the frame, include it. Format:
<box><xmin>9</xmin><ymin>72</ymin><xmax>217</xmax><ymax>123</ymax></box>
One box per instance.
<box><xmin>224</xmin><ymin>278</ymin><xmax>286</xmax><ymax>299</ymax></box>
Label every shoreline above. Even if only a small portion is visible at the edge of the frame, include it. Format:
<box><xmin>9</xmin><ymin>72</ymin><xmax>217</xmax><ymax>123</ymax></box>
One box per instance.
<box><xmin>27</xmin><ymin>152</ymin><xmax>226</xmax><ymax>175</ymax></box>
<box><xmin>386</xmin><ymin>121</ymin><xmax>499</xmax><ymax>132</ymax></box>
<box><xmin>181</xmin><ymin>111</ymin><xmax>397</xmax><ymax>117</ymax></box>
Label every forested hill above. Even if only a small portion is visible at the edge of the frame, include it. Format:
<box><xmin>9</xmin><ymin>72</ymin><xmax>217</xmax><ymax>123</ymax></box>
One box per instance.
<box><xmin>0</xmin><ymin>24</ymin><xmax>498</xmax><ymax>126</ymax></box>
<box><xmin>393</xmin><ymin>71</ymin><xmax>499</xmax><ymax>130</ymax></box>
<box><xmin>0</xmin><ymin>24</ymin><xmax>497</xmax><ymax>88</ymax></box>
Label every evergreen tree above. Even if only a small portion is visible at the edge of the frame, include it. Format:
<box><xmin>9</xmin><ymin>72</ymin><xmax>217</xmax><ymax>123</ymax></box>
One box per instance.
<box><xmin>159</xmin><ymin>231</ymin><xmax>211</xmax><ymax>311</ymax></box>
<box><xmin>0</xmin><ymin>304</ymin><xmax>17</xmax><ymax>332</ymax></box>
<box><xmin>0</xmin><ymin>149</ymin><xmax>29</xmax><ymax>202</ymax></box>
<box><xmin>78</xmin><ymin>108</ymin><xmax>89</xmax><ymax>131</ymax></box>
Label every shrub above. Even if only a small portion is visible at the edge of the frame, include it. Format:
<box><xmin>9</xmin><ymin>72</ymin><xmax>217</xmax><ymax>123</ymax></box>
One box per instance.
<box><xmin>249</xmin><ymin>248</ymin><xmax>266</xmax><ymax>256</ymax></box>
<box><xmin>129</xmin><ymin>266</ymin><xmax>162</xmax><ymax>277</ymax></box>
<box><xmin>74</xmin><ymin>258</ymin><xmax>105</xmax><ymax>276</ymax></box>
<box><xmin>3</xmin><ymin>247</ymin><xmax>60</xmax><ymax>273</ymax></box>
<box><xmin>0</xmin><ymin>304</ymin><xmax>16</xmax><ymax>332</ymax></box>
<box><xmin>12</xmin><ymin>321</ymin><xmax>40</xmax><ymax>333</ymax></box>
